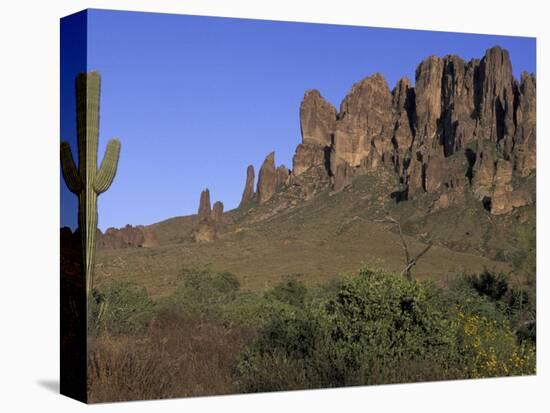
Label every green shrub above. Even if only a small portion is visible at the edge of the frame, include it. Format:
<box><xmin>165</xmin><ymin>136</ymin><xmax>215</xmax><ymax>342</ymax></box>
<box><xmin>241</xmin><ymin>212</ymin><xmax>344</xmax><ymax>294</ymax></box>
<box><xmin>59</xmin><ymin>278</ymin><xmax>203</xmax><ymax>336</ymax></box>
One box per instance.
<box><xmin>316</xmin><ymin>266</ymin><xmax>455</xmax><ymax>385</ymax></box>
<box><xmin>224</xmin><ymin>292</ymin><xmax>266</xmax><ymax>327</ymax></box>
<box><xmin>161</xmin><ymin>266</ymin><xmax>241</xmax><ymax>320</ymax></box>
<box><xmin>466</xmin><ymin>270</ymin><xmax>509</xmax><ymax>301</ymax></box>
<box><xmin>236</xmin><ymin>266</ymin><xmax>456</xmax><ymax>389</ymax></box>
<box><xmin>264</xmin><ymin>279</ymin><xmax>307</xmax><ymax>308</ymax></box>
<box><xmin>441</xmin><ymin>276</ymin><xmax>507</xmax><ymax>323</ymax></box>
<box><xmin>445</xmin><ymin>271</ymin><xmax>536</xmax><ymax>344</ymax></box>
<box><xmin>252</xmin><ymin>300</ymin><xmax>324</xmax><ymax>360</ymax></box>
<box><xmin>89</xmin><ymin>281</ymin><xmax>155</xmax><ymax>335</ymax></box>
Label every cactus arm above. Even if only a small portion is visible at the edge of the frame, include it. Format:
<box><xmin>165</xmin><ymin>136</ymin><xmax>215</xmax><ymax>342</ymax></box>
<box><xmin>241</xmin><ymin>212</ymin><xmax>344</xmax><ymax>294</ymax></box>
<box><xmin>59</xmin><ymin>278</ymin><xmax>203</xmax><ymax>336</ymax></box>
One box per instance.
<box><xmin>93</xmin><ymin>138</ymin><xmax>121</xmax><ymax>194</ymax></box>
<box><xmin>60</xmin><ymin>141</ymin><xmax>82</xmax><ymax>193</ymax></box>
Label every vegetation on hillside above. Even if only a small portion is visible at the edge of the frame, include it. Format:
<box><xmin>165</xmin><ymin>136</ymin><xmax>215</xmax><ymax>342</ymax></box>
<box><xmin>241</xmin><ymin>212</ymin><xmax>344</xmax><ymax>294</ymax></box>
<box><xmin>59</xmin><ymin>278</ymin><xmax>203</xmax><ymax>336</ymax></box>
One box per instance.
<box><xmin>87</xmin><ymin>260</ymin><xmax>536</xmax><ymax>402</ymax></box>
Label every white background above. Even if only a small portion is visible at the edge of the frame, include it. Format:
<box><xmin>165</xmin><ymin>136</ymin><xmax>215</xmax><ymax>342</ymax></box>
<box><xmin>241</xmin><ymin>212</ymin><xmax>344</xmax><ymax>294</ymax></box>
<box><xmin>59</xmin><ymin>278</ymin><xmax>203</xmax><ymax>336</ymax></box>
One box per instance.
<box><xmin>0</xmin><ymin>0</ymin><xmax>547</xmax><ymax>411</ymax></box>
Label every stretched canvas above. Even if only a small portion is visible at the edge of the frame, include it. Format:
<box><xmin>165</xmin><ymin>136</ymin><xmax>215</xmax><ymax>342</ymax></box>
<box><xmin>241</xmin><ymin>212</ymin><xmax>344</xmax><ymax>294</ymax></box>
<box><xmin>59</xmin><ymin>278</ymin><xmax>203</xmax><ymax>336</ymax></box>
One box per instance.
<box><xmin>60</xmin><ymin>8</ymin><xmax>537</xmax><ymax>403</ymax></box>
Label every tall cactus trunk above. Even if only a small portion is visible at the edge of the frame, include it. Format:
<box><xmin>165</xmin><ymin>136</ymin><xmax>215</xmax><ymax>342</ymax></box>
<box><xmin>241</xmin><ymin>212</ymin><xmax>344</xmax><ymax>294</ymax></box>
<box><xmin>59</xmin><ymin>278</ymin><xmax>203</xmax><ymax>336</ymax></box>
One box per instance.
<box><xmin>80</xmin><ymin>191</ymin><xmax>98</xmax><ymax>296</ymax></box>
<box><xmin>61</xmin><ymin>71</ymin><xmax>121</xmax><ymax>299</ymax></box>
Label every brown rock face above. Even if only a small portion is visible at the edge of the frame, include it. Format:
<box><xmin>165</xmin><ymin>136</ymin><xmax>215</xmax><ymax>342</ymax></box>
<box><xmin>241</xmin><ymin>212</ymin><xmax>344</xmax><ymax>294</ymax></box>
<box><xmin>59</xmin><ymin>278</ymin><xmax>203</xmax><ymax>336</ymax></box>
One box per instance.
<box><xmin>102</xmin><ymin>225</ymin><xmax>144</xmax><ymax>248</ymax></box>
<box><xmin>257</xmin><ymin>152</ymin><xmax>278</xmax><ymax>204</ymax></box>
<box><xmin>222</xmin><ymin>46</ymin><xmax>534</xmax><ymax>217</ymax></box>
<box><xmin>277</xmin><ymin>165</ymin><xmax>290</xmax><ymax>187</ymax></box>
<box><xmin>300</xmin><ymin>90</ymin><xmax>337</xmax><ymax>147</ymax></box>
<box><xmin>333</xmin><ymin>162</ymin><xmax>354</xmax><ymax>192</ymax></box>
<box><xmin>408</xmin><ymin>55</ymin><xmax>451</xmax><ymax>195</ymax></box>
<box><xmin>471</xmin><ymin>140</ymin><xmax>497</xmax><ymax>198</ymax></box>
<box><xmin>194</xmin><ymin>222</ymin><xmax>217</xmax><ymax>243</ymax></box>
<box><xmin>212</xmin><ymin>201</ymin><xmax>224</xmax><ymax>222</ymax></box>
<box><xmin>469</xmin><ymin>140</ymin><xmax>531</xmax><ymax>215</ymax></box>
<box><xmin>198</xmin><ymin>189</ymin><xmax>211</xmax><ymax>222</ymax></box>
<box><xmin>407</xmin><ymin>155</ymin><xmax>424</xmax><ymax>195</ymax></box>
<box><xmin>97</xmin><ymin>224</ymin><xmax>157</xmax><ymax>249</ymax></box>
<box><xmin>414</xmin><ymin>56</ymin><xmax>444</xmax><ymax>146</ymax></box>
<box><xmin>291</xmin><ymin>90</ymin><xmax>335</xmax><ymax>178</ymax></box>
<box><xmin>476</xmin><ymin>47</ymin><xmax>515</xmax><ymax>146</ymax></box>
<box><xmin>194</xmin><ymin>188</ymin><xmax>224</xmax><ymax>242</ymax></box>
<box><xmin>487</xmin><ymin>159</ymin><xmax>530</xmax><ymax>215</ymax></box>
<box><xmin>423</xmin><ymin>154</ymin><xmax>446</xmax><ymax>193</ymax></box>
<box><xmin>292</xmin><ymin>143</ymin><xmax>326</xmax><ymax>176</ymax></box>
<box><xmin>293</xmin><ymin>46</ymin><xmax>534</xmax><ymax>214</ymax></box>
<box><xmin>513</xmin><ymin>72</ymin><xmax>536</xmax><ymax>176</ymax></box>
<box><xmin>239</xmin><ymin>165</ymin><xmax>255</xmax><ymax>208</ymax></box>
<box><xmin>395</xmin><ymin>46</ymin><xmax>534</xmax><ymax>214</ymax></box>
<box><xmin>332</xmin><ymin>73</ymin><xmax>394</xmax><ymax>170</ymax></box>
<box><xmin>391</xmin><ymin>76</ymin><xmax>415</xmax><ymax>175</ymax></box>
<box><xmin>490</xmin><ymin>159</ymin><xmax>513</xmax><ymax>214</ymax></box>
<box><xmin>439</xmin><ymin>55</ymin><xmax>478</xmax><ymax>156</ymax></box>
<box><xmin>141</xmin><ymin>227</ymin><xmax>159</xmax><ymax>247</ymax></box>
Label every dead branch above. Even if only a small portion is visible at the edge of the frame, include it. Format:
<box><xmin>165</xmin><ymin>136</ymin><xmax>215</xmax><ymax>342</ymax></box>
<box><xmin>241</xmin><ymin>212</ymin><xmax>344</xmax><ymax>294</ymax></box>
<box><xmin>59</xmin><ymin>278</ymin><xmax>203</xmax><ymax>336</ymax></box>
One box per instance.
<box><xmin>376</xmin><ymin>215</ymin><xmax>432</xmax><ymax>280</ymax></box>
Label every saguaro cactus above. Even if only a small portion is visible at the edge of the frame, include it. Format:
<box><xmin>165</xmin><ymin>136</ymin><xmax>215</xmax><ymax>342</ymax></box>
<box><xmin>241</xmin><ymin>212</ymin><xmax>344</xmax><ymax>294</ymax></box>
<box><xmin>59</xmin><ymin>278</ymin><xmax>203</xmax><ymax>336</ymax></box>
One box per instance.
<box><xmin>61</xmin><ymin>71</ymin><xmax>121</xmax><ymax>298</ymax></box>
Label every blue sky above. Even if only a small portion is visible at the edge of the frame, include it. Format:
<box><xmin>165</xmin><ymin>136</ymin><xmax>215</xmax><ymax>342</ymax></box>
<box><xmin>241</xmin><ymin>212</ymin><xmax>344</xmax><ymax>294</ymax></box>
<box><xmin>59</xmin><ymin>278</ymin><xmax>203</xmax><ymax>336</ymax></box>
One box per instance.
<box><xmin>60</xmin><ymin>9</ymin><xmax>536</xmax><ymax>231</ymax></box>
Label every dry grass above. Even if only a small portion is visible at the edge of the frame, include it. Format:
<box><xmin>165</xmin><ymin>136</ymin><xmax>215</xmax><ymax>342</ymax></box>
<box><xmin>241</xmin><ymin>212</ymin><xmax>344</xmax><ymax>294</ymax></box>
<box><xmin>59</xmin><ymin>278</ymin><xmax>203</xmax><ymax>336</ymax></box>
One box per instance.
<box><xmin>87</xmin><ymin>313</ymin><xmax>255</xmax><ymax>403</ymax></box>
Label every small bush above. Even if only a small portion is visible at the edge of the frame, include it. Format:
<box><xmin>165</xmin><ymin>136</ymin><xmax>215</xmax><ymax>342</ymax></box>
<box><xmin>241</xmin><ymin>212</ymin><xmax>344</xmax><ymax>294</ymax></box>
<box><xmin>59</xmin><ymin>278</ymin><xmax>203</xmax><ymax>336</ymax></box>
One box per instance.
<box><xmin>441</xmin><ymin>277</ymin><xmax>507</xmax><ymax>323</ymax></box>
<box><xmin>161</xmin><ymin>266</ymin><xmax>240</xmax><ymax>320</ymax></box>
<box><xmin>466</xmin><ymin>270</ymin><xmax>509</xmax><ymax>301</ymax></box>
<box><xmin>453</xmin><ymin>312</ymin><xmax>535</xmax><ymax>378</ymax></box>
<box><xmin>89</xmin><ymin>281</ymin><xmax>155</xmax><ymax>335</ymax></box>
<box><xmin>264</xmin><ymin>279</ymin><xmax>307</xmax><ymax>308</ymax></box>
<box><xmin>224</xmin><ymin>292</ymin><xmax>266</xmax><ymax>327</ymax></box>
<box><xmin>446</xmin><ymin>271</ymin><xmax>536</xmax><ymax>344</ymax></box>
<box><xmin>316</xmin><ymin>266</ymin><xmax>455</xmax><ymax>385</ymax></box>
<box><xmin>251</xmin><ymin>300</ymin><xmax>323</xmax><ymax>360</ymax></box>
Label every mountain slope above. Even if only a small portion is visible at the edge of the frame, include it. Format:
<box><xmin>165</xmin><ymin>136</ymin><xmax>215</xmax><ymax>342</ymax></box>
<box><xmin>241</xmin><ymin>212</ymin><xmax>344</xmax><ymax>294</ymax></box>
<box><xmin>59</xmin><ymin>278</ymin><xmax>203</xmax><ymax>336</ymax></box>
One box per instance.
<box><xmin>94</xmin><ymin>46</ymin><xmax>535</xmax><ymax>298</ymax></box>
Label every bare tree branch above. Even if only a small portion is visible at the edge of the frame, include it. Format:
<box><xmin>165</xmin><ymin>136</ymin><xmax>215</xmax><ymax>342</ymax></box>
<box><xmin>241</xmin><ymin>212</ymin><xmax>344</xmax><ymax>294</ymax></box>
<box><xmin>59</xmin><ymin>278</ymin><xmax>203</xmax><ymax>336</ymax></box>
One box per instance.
<box><xmin>376</xmin><ymin>215</ymin><xmax>432</xmax><ymax>280</ymax></box>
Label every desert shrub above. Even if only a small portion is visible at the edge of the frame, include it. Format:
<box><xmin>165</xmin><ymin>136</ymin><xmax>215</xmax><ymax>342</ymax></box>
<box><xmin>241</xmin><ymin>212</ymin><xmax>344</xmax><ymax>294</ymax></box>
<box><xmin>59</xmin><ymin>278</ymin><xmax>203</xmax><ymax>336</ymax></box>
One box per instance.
<box><xmin>161</xmin><ymin>266</ymin><xmax>241</xmax><ymax>320</ymax></box>
<box><xmin>453</xmin><ymin>312</ymin><xmax>536</xmax><ymax>378</ymax></box>
<box><xmin>516</xmin><ymin>319</ymin><xmax>536</xmax><ymax>345</ymax></box>
<box><xmin>466</xmin><ymin>270</ymin><xmax>509</xmax><ymax>301</ymax></box>
<box><xmin>251</xmin><ymin>300</ymin><xmax>324</xmax><ymax>360</ymax></box>
<box><xmin>234</xmin><ymin>298</ymin><xmax>323</xmax><ymax>391</ymax></box>
<box><xmin>236</xmin><ymin>266</ymin><xmax>456</xmax><ymax>390</ymax></box>
<box><xmin>445</xmin><ymin>271</ymin><xmax>536</xmax><ymax>344</ymax></box>
<box><xmin>315</xmin><ymin>266</ymin><xmax>455</xmax><ymax>385</ymax></box>
<box><xmin>89</xmin><ymin>281</ymin><xmax>155</xmax><ymax>335</ymax></box>
<box><xmin>441</xmin><ymin>276</ymin><xmax>507</xmax><ymax>323</ymax></box>
<box><xmin>264</xmin><ymin>278</ymin><xmax>307</xmax><ymax>308</ymax></box>
<box><xmin>224</xmin><ymin>292</ymin><xmax>266</xmax><ymax>327</ymax></box>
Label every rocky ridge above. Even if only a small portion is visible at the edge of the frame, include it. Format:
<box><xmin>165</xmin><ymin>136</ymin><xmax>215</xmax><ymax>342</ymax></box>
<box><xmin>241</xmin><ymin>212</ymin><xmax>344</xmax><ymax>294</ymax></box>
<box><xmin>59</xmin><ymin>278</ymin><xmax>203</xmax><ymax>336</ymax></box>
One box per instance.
<box><xmin>97</xmin><ymin>225</ymin><xmax>158</xmax><ymax>249</ymax></box>
<box><xmin>104</xmin><ymin>46</ymin><xmax>534</xmax><ymax>246</ymax></box>
<box><xmin>230</xmin><ymin>46</ymin><xmax>535</xmax><ymax>218</ymax></box>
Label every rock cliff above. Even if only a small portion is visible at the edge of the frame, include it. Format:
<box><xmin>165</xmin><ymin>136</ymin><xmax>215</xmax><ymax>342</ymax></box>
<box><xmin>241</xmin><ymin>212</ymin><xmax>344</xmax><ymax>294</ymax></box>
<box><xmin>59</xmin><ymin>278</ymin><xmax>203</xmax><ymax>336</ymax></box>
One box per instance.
<box><xmin>287</xmin><ymin>46</ymin><xmax>535</xmax><ymax>215</ymax></box>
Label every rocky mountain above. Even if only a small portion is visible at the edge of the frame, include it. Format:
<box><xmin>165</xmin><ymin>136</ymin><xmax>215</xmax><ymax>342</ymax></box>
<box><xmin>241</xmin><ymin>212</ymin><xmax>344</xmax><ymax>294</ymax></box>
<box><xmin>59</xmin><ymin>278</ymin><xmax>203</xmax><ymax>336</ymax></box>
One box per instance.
<box><xmin>93</xmin><ymin>46</ymin><xmax>535</xmax><ymax>297</ymax></box>
<box><xmin>229</xmin><ymin>45</ymin><xmax>535</xmax><ymax>217</ymax></box>
<box><xmin>239</xmin><ymin>165</ymin><xmax>255</xmax><ymax>207</ymax></box>
<box><xmin>99</xmin><ymin>46</ymin><xmax>535</xmax><ymax>263</ymax></box>
<box><xmin>192</xmin><ymin>188</ymin><xmax>225</xmax><ymax>242</ymax></box>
